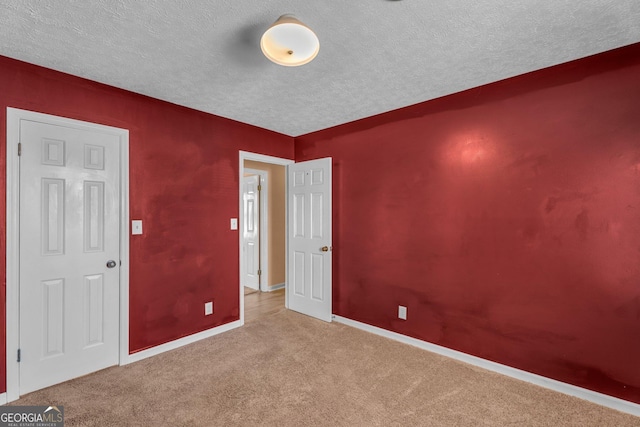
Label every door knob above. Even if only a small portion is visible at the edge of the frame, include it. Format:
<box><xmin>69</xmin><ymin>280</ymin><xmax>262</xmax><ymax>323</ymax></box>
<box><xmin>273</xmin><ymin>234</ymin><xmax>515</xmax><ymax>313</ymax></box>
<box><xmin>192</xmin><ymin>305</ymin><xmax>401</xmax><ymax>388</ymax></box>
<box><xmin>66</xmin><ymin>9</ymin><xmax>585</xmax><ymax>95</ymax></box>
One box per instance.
<box><xmin>106</xmin><ymin>260</ymin><xmax>117</xmax><ymax>268</ymax></box>
<box><xmin>320</xmin><ymin>246</ymin><xmax>331</xmax><ymax>252</ymax></box>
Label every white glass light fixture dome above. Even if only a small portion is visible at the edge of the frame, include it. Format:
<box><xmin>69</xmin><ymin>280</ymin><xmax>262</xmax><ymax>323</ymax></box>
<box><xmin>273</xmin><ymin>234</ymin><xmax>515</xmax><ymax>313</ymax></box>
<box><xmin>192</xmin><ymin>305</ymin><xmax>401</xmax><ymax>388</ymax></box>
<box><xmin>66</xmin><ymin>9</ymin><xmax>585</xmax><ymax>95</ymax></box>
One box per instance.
<box><xmin>260</xmin><ymin>15</ymin><xmax>319</xmax><ymax>66</ymax></box>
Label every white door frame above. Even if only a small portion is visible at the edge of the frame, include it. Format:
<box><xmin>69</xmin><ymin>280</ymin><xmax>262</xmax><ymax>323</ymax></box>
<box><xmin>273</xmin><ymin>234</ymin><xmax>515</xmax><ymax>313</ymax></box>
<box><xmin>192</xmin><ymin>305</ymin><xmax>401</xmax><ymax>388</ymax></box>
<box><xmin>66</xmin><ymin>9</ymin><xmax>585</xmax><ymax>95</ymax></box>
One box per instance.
<box><xmin>5</xmin><ymin>107</ymin><xmax>130</xmax><ymax>402</ymax></box>
<box><xmin>238</xmin><ymin>151</ymin><xmax>293</xmax><ymax>324</ymax></box>
<box><xmin>243</xmin><ymin>168</ymin><xmax>269</xmax><ymax>292</ymax></box>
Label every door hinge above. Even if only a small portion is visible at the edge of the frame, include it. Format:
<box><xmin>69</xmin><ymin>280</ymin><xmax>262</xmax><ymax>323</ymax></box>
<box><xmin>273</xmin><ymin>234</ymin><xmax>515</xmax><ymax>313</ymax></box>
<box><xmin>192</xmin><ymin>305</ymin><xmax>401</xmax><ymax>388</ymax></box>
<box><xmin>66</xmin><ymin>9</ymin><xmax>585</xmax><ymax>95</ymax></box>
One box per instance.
<box><xmin>18</xmin><ymin>142</ymin><xmax>22</xmax><ymax>156</ymax></box>
<box><xmin>258</xmin><ymin>269</ymin><xmax>262</xmax><ymax>276</ymax></box>
<box><xmin>258</xmin><ymin>184</ymin><xmax>262</xmax><ymax>191</ymax></box>
<box><xmin>17</xmin><ymin>348</ymin><xmax>21</xmax><ymax>363</ymax></box>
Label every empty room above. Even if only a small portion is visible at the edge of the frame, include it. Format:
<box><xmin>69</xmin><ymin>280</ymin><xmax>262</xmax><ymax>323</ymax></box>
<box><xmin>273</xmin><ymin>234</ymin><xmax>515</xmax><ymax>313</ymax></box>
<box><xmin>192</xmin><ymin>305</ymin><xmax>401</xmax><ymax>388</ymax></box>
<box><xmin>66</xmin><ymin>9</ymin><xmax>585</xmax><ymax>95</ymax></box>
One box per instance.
<box><xmin>1</xmin><ymin>1</ymin><xmax>639</xmax><ymax>425</ymax></box>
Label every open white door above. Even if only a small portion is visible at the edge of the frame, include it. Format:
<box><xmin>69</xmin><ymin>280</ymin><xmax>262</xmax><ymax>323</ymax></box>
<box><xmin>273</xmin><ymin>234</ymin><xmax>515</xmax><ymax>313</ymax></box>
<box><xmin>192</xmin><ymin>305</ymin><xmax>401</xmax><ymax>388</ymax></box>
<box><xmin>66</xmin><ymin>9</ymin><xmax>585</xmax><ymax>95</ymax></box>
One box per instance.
<box><xmin>287</xmin><ymin>157</ymin><xmax>332</xmax><ymax>322</ymax></box>
<box><xmin>242</xmin><ymin>174</ymin><xmax>260</xmax><ymax>290</ymax></box>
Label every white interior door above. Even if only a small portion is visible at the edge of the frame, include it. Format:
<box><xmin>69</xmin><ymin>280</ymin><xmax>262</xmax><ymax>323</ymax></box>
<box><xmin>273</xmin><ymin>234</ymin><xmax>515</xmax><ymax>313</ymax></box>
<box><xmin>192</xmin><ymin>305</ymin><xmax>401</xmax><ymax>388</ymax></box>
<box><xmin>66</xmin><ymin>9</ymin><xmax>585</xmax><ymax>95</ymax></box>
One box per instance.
<box><xmin>242</xmin><ymin>174</ymin><xmax>260</xmax><ymax>290</ymax></box>
<box><xmin>287</xmin><ymin>158</ymin><xmax>332</xmax><ymax>322</ymax></box>
<box><xmin>19</xmin><ymin>118</ymin><xmax>120</xmax><ymax>394</ymax></box>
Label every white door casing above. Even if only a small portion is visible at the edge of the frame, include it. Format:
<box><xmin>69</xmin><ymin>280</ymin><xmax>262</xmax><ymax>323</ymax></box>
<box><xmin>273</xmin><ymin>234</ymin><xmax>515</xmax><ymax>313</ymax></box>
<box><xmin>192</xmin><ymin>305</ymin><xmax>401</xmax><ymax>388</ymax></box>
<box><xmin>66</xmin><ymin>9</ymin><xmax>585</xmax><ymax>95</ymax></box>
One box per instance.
<box><xmin>6</xmin><ymin>108</ymin><xmax>130</xmax><ymax>402</ymax></box>
<box><xmin>242</xmin><ymin>173</ymin><xmax>260</xmax><ymax>290</ymax></box>
<box><xmin>287</xmin><ymin>158</ymin><xmax>332</xmax><ymax>322</ymax></box>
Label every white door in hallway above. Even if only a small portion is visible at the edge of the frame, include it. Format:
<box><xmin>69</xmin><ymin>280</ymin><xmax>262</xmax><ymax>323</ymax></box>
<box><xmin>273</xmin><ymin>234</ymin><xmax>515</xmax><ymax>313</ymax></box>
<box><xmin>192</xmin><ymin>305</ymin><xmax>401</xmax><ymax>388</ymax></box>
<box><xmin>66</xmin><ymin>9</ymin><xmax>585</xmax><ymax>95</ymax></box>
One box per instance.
<box><xmin>19</xmin><ymin>118</ymin><xmax>120</xmax><ymax>394</ymax></box>
<box><xmin>287</xmin><ymin>158</ymin><xmax>332</xmax><ymax>322</ymax></box>
<box><xmin>242</xmin><ymin>174</ymin><xmax>260</xmax><ymax>290</ymax></box>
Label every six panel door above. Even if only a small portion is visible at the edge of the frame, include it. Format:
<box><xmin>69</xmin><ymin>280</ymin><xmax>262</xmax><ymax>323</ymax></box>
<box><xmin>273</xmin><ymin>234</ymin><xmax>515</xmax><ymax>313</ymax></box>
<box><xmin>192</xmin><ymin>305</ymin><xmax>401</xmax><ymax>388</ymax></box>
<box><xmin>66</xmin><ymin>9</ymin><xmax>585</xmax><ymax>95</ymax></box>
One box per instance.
<box><xmin>287</xmin><ymin>158</ymin><xmax>332</xmax><ymax>322</ymax></box>
<box><xmin>19</xmin><ymin>119</ymin><xmax>120</xmax><ymax>394</ymax></box>
<box><xmin>243</xmin><ymin>174</ymin><xmax>260</xmax><ymax>290</ymax></box>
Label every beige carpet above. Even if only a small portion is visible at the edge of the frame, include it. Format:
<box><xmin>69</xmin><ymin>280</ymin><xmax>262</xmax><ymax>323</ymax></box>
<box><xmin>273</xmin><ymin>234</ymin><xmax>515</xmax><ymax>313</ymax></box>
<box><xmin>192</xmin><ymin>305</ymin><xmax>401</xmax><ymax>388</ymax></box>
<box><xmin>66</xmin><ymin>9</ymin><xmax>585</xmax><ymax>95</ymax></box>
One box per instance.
<box><xmin>9</xmin><ymin>307</ymin><xmax>639</xmax><ymax>426</ymax></box>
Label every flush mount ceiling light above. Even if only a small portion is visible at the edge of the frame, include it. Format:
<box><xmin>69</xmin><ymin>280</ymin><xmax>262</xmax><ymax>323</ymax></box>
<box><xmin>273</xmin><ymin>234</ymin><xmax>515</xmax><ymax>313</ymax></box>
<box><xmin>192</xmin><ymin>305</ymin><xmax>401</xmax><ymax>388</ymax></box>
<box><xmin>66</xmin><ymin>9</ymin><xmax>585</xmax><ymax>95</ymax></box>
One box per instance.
<box><xmin>260</xmin><ymin>14</ymin><xmax>319</xmax><ymax>67</ymax></box>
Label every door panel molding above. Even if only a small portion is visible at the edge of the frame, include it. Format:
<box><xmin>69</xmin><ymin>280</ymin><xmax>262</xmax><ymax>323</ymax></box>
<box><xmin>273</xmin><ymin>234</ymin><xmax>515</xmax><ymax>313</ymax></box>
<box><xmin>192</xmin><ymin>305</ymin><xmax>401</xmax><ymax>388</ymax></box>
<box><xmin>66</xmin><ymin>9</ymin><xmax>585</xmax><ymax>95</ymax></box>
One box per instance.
<box><xmin>5</xmin><ymin>107</ymin><xmax>129</xmax><ymax>402</ymax></box>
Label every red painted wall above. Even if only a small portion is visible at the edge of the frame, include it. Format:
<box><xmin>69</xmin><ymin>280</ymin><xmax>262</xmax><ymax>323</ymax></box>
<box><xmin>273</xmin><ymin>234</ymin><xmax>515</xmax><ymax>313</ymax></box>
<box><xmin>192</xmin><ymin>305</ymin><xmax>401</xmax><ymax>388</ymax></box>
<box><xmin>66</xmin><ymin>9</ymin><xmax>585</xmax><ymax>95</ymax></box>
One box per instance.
<box><xmin>296</xmin><ymin>43</ymin><xmax>640</xmax><ymax>403</ymax></box>
<box><xmin>0</xmin><ymin>56</ymin><xmax>294</xmax><ymax>393</ymax></box>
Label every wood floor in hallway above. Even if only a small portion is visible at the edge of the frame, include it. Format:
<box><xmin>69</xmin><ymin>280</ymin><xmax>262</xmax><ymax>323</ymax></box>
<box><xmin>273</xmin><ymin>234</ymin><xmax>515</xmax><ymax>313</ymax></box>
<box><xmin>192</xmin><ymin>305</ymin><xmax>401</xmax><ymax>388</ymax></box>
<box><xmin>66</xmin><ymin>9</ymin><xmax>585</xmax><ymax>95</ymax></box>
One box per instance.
<box><xmin>244</xmin><ymin>287</ymin><xmax>285</xmax><ymax>323</ymax></box>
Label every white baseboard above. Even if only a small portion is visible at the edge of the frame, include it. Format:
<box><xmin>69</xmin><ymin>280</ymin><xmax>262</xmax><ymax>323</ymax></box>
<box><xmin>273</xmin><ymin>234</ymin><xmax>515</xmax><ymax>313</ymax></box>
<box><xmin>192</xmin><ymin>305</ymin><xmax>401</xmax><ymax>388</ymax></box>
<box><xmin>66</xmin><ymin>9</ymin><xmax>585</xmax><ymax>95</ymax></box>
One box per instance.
<box><xmin>332</xmin><ymin>315</ymin><xmax>640</xmax><ymax>417</ymax></box>
<box><xmin>267</xmin><ymin>282</ymin><xmax>285</xmax><ymax>291</ymax></box>
<box><xmin>123</xmin><ymin>320</ymin><xmax>242</xmax><ymax>365</ymax></box>
<box><xmin>0</xmin><ymin>392</ymin><xmax>7</xmax><ymax>405</ymax></box>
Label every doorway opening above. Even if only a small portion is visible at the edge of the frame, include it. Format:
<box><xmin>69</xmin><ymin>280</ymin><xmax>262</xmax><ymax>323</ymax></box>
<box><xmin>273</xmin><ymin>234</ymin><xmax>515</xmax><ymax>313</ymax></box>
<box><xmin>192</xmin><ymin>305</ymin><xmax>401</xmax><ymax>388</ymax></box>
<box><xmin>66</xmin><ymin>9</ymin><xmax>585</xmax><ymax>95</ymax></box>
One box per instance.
<box><xmin>239</xmin><ymin>152</ymin><xmax>293</xmax><ymax>324</ymax></box>
<box><xmin>239</xmin><ymin>152</ymin><xmax>333</xmax><ymax>324</ymax></box>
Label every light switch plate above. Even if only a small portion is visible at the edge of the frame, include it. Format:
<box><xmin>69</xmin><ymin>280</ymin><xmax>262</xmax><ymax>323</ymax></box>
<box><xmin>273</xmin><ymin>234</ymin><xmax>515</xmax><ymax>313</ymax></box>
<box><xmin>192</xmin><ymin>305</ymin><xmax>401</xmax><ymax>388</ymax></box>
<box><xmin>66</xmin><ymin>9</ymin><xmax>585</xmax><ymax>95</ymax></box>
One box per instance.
<box><xmin>205</xmin><ymin>301</ymin><xmax>213</xmax><ymax>316</ymax></box>
<box><xmin>230</xmin><ymin>218</ymin><xmax>238</xmax><ymax>230</ymax></box>
<box><xmin>132</xmin><ymin>220</ymin><xmax>143</xmax><ymax>235</ymax></box>
<box><xmin>398</xmin><ymin>305</ymin><xmax>407</xmax><ymax>320</ymax></box>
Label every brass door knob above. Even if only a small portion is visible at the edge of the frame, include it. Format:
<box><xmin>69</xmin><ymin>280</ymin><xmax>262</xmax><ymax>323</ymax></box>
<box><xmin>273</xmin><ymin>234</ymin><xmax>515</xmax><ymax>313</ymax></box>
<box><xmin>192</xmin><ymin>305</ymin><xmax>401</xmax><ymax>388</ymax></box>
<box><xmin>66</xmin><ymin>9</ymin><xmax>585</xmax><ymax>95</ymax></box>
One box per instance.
<box><xmin>321</xmin><ymin>246</ymin><xmax>330</xmax><ymax>252</ymax></box>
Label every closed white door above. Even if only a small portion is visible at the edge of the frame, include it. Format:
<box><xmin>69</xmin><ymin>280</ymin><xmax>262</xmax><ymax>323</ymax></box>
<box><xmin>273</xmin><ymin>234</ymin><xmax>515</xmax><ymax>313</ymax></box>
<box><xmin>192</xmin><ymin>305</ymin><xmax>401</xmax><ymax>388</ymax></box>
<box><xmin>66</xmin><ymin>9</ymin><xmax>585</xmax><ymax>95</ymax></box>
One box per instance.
<box><xmin>287</xmin><ymin>158</ymin><xmax>332</xmax><ymax>322</ymax></box>
<box><xmin>243</xmin><ymin>174</ymin><xmax>260</xmax><ymax>290</ymax></box>
<box><xmin>19</xmin><ymin>119</ymin><xmax>120</xmax><ymax>394</ymax></box>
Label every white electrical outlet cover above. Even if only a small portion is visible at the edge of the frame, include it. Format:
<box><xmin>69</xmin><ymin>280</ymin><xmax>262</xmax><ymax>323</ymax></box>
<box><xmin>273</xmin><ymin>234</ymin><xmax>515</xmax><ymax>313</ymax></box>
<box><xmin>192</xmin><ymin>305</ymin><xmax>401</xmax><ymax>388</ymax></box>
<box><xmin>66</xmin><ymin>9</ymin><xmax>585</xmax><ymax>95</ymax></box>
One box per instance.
<box><xmin>205</xmin><ymin>301</ymin><xmax>213</xmax><ymax>315</ymax></box>
<box><xmin>398</xmin><ymin>306</ymin><xmax>407</xmax><ymax>320</ymax></box>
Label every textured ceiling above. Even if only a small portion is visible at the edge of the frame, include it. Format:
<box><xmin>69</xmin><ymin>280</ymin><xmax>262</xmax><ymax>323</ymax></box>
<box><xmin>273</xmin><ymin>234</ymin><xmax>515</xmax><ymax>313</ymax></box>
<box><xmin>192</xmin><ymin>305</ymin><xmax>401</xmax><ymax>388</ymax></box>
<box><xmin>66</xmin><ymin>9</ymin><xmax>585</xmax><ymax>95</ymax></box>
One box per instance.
<box><xmin>1</xmin><ymin>1</ymin><xmax>639</xmax><ymax>136</ymax></box>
